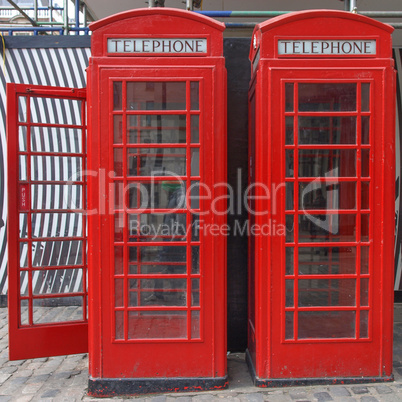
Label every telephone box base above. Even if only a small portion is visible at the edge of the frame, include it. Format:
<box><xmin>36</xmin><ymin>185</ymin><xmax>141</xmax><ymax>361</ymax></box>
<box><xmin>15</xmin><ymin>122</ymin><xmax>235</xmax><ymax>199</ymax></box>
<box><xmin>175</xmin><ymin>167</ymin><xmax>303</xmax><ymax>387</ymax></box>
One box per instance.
<box><xmin>246</xmin><ymin>350</ymin><xmax>394</xmax><ymax>388</ymax></box>
<box><xmin>88</xmin><ymin>376</ymin><xmax>229</xmax><ymax>397</ymax></box>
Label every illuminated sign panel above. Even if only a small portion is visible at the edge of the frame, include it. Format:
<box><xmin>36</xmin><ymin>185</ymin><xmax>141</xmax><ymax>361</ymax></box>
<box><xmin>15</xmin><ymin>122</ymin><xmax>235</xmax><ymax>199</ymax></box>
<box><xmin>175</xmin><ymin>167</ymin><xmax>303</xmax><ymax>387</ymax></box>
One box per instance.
<box><xmin>278</xmin><ymin>39</ymin><xmax>376</xmax><ymax>56</ymax></box>
<box><xmin>107</xmin><ymin>38</ymin><xmax>207</xmax><ymax>54</ymax></box>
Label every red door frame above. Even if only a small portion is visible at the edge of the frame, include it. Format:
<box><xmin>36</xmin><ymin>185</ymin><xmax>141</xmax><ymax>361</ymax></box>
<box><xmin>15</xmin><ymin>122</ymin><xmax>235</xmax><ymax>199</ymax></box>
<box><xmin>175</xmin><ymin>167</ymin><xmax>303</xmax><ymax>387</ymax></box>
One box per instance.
<box><xmin>7</xmin><ymin>83</ymin><xmax>88</xmax><ymax>360</ymax></box>
<box><xmin>88</xmin><ymin>66</ymin><xmax>227</xmax><ymax>380</ymax></box>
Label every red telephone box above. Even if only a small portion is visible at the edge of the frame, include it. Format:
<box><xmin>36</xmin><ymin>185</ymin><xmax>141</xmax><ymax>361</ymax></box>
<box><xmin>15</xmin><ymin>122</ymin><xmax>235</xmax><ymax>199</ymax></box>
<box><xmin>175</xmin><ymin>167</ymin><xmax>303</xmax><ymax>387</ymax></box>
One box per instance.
<box><xmin>87</xmin><ymin>8</ymin><xmax>227</xmax><ymax>395</ymax></box>
<box><xmin>248</xmin><ymin>10</ymin><xmax>395</xmax><ymax>385</ymax></box>
<box><xmin>6</xmin><ymin>8</ymin><xmax>227</xmax><ymax>396</ymax></box>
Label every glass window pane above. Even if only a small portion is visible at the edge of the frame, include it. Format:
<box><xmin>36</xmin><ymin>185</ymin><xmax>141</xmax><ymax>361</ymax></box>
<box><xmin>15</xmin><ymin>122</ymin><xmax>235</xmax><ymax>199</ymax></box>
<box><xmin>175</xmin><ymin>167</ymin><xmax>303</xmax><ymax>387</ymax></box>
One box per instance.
<box><xmin>115</xmin><ymin>311</ymin><xmax>124</xmax><ymax>340</ymax></box>
<box><xmin>286</xmin><ymin>182</ymin><xmax>294</xmax><ymax>211</ymax></box>
<box><xmin>361</xmin><ymin>182</ymin><xmax>370</xmax><ymax>210</ymax></box>
<box><xmin>285</xmin><ymin>83</ymin><xmax>294</xmax><ymax>112</ymax></box>
<box><xmin>114</xmin><ymin>115</ymin><xmax>123</xmax><ymax>144</ymax></box>
<box><xmin>286</xmin><ymin>247</ymin><xmax>294</xmax><ymax>275</ymax></box>
<box><xmin>19</xmin><ymin>213</ymin><xmax>28</xmax><ymax>239</ymax></box>
<box><xmin>286</xmin><ymin>150</ymin><xmax>294</xmax><ymax>177</ymax></box>
<box><xmin>127</xmin><ymin>181</ymin><xmax>185</xmax><ymax>210</ymax></box>
<box><xmin>361</xmin><ymin>83</ymin><xmax>370</xmax><ymax>112</ymax></box>
<box><xmin>20</xmin><ymin>242</ymin><xmax>28</xmax><ymax>268</ymax></box>
<box><xmin>191</xmin><ymin>311</ymin><xmax>200</xmax><ymax>339</ymax></box>
<box><xmin>189</xmin><ymin>181</ymin><xmax>200</xmax><ymax>210</ymax></box>
<box><xmin>19</xmin><ymin>126</ymin><xmax>27</xmax><ymax>152</ymax></box>
<box><xmin>19</xmin><ymin>155</ymin><xmax>27</xmax><ymax>181</ymax></box>
<box><xmin>191</xmin><ymin>115</ymin><xmax>199</xmax><ymax>143</ymax></box>
<box><xmin>20</xmin><ymin>300</ymin><xmax>29</xmax><ymax>326</ymax></box>
<box><xmin>128</xmin><ymin>213</ymin><xmax>187</xmax><ymax>242</ymax></box>
<box><xmin>285</xmin><ymin>116</ymin><xmax>294</xmax><ymax>145</ymax></box>
<box><xmin>298</xmin><ymin>311</ymin><xmax>356</xmax><ymax>339</ymax></box>
<box><xmin>299</xmin><ymin>279</ymin><xmax>355</xmax><ymax>307</ymax></box>
<box><xmin>286</xmin><ymin>215</ymin><xmax>294</xmax><ymax>243</ymax></box>
<box><xmin>285</xmin><ymin>312</ymin><xmax>294</xmax><ymax>340</ymax></box>
<box><xmin>190</xmin><ymin>82</ymin><xmax>199</xmax><ymax>110</ymax></box>
<box><xmin>298</xmin><ymin>117</ymin><xmax>356</xmax><ymax>145</ymax></box>
<box><xmin>361</xmin><ymin>116</ymin><xmax>370</xmax><ymax>144</ymax></box>
<box><xmin>192</xmin><ymin>246</ymin><xmax>200</xmax><ymax>274</ymax></box>
<box><xmin>360</xmin><ymin>310</ymin><xmax>369</xmax><ymax>338</ymax></box>
<box><xmin>114</xmin><ymin>246</ymin><xmax>124</xmax><ymax>275</ymax></box>
<box><xmin>286</xmin><ymin>280</ymin><xmax>294</xmax><ymax>307</ymax></box>
<box><xmin>127</xmin><ymin>115</ymin><xmax>186</xmax><ymax>144</ymax></box>
<box><xmin>192</xmin><ymin>278</ymin><xmax>200</xmax><ymax>307</ymax></box>
<box><xmin>299</xmin><ymin>150</ymin><xmax>356</xmax><ymax>177</ymax></box>
<box><xmin>298</xmin><ymin>214</ymin><xmax>356</xmax><ymax>243</ymax></box>
<box><xmin>361</xmin><ymin>149</ymin><xmax>370</xmax><ymax>177</ymax></box>
<box><xmin>115</xmin><ymin>213</ymin><xmax>124</xmax><ymax>242</ymax></box>
<box><xmin>31</xmin><ymin>213</ymin><xmax>83</xmax><ymax>238</ymax></box>
<box><xmin>20</xmin><ymin>271</ymin><xmax>28</xmax><ymax>297</ymax></box>
<box><xmin>31</xmin><ymin>97</ymin><xmax>82</xmax><ymax>125</ymax></box>
<box><xmin>361</xmin><ymin>214</ymin><xmax>370</xmax><ymax>242</ymax></box>
<box><xmin>33</xmin><ymin>297</ymin><xmax>83</xmax><ymax>324</ymax></box>
<box><xmin>31</xmin><ymin>127</ymin><xmax>83</xmax><ymax>154</ymax></box>
<box><xmin>114</xmin><ymin>148</ymin><xmax>123</xmax><ymax>177</ymax></box>
<box><xmin>128</xmin><ymin>311</ymin><xmax>187</xmax><ymax>339</ymax></box>
<box><xmin>299</xmin><ymin>182</ymin><xmax>356</xmax><ymax>210</ymax></box>
<box><xmin>298</xmin><ymin>247</ymin><xmax>355</xmax><ymax>275</ymax></box>
<box><xmin>113</xmin><ymin>82</ymin><xmax>122</xmax><ymax>111</ymax></box>
<box><xmin>127</xmin><ymin>148</ymin><xmax>186</xmax><ymax>177</ymax></box>
<box><xmin>18</xmin><ymin>96</ymin><xmax>28</xmax><ymax>122</ymax></box>
<box><xmin>30</xmin><ymin>156</ymin><xmax>83</xmax><ymax>182</ymax></box>
<box><xmin>115</xmin><ymin>278</ymin><xmax>124</xmax><ymax>307</ymax></box>
<box><xmin>361</xmin><ymin>278</ymin><xmax>369</xmax><ymax>306</ymax></box>
<box><xmin>127</xmin><ymin>82</ymin><xmax>186</xmax><ymax>110</ymax></box>
<box><xmin>31</xmin><ymin>184</ymin><xmax>83</xmax><ymax>210</ymax></box>
<box><xmin>361</xmin><ymin>246</ymin><xmax>369</xmax><ymax>274</ymax></box>
<box><xmin>31</xmin><ymin>240</ymin><xmax>83</xmax><ymax>267</ymax></box>
<box><xmin>298</xmin><ymin>83</ymin><xmax>356</xmax><ymax>112</ymax></box>
<box><xmin>130</xmin><ymin>278</ymin><xmax>186</xmax><ymax>306</ymax></box>
<box><xmin>32</xmin><ymin>269</ymin><xmax>83</xmax><ymax>295</ymax></box>
<box><xmin>139</xmin><ymin>246</ymin><xmax>187</xmax><ymax>263</ymax></box>
<box><xmin>191</xmin><ymin>148</ymin><xmax>200</xmax><ymax>176</ymax></box>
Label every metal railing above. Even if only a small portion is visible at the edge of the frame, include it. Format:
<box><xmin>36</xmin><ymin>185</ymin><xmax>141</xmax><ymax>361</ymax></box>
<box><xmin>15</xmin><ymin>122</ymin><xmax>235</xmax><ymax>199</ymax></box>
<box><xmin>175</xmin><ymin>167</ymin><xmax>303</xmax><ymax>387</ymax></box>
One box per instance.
<box><xmin>0</xmin><ymin>0</ymin><xmax>93</xmax><ymax>35</ymax></box>
<box><xmin>1</xmin><ymin>2</ymin><xmax>402</xmax><ymax>35</ymax></box>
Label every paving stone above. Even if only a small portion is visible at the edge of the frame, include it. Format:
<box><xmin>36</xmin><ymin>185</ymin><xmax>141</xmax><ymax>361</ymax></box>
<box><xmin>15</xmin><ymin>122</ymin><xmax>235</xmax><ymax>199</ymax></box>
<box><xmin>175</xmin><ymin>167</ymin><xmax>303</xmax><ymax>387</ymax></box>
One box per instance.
<box><xmin>21</xmin><ymin>382</ymin><xmax>44</xmax><ymax>394</ymax></box>
<box><xmin>27</xmin><ymin>373</ymin><xmax>50</xmax><ymax>383</ymax></box>
<box><xmin>41</xmin><ymin>388</ymin><xmax>61</xmax><ymax>398</ymax></box>
<box><xmin>360</xmin><ymin>397</ymin><xmax>379</xmax><ymax>402</ymax></box>
<box><xmin>192</xmin><ymin>395</ymin><xmax>216</xmax><ymax>401</ymax></box>
<box><xmin>313</xmin><ymin>392</ymin><xmax>333</xmax><ymax>401</ymax></box>
<box><xmin>0</xmin><ymin>367</ymin><xmax>17</xmax><ymax>375</ymax></box>
<box><xmin>15</xmin><ymin>396</ymin><xmax>34</xmax><ymax>402</ymax></box>
<box><xmin>375</xmin><ymin>384</ymin><xmax>393</xmax><ymax>394</ymax></box>
<box><xmin>351</xmin><ymin>386</ymin><xmax>369</xmax><ymax>395</ymax></box>
<box><xmin>239</xmin><ymin>393</ymin><xmax>264</xmax><ymax>402</ymax></box>
<box><xmin>166</xmin><ymin>397</ymin><xmax>193</xmax><ymax>402</ymax></box>
<box><xmin>289</xmin><ymin>390</ymin><xmax>308</xmax><ymax>400</ymax></box>
<box><xmin>0</xmin><ymin>375</ymin><xmax>11</xmax><ymax>386</ymax></box>
<box><xmin>329</xmin><ymin>386</ymin><xmax>351</xmax><ymax>397</ymax></box>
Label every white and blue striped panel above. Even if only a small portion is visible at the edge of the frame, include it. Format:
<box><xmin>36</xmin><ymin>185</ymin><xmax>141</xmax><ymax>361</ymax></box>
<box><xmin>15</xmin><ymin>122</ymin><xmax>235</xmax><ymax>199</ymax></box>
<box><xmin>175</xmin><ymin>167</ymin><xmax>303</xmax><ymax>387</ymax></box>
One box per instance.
<box><xmin>0</xmin><ymin>45</ymin><xmax>90</xmax><ymax>296</ymax></box>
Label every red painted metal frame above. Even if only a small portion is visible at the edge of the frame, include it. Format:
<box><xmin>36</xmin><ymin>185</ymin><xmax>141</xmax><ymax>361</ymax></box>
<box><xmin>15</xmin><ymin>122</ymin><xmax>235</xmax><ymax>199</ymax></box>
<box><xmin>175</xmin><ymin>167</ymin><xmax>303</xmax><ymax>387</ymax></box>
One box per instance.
<box><xmin>248</xmin><ymin>10</ymin><xmax>395</xmax><ymax>382</ymax></box>
<box><xmin>87</xmin><ymin>8</ymin><xmax>227</xmax><ymax>384</ymax></box>
<box><xmin>7</xmin><ymin>83</ymin><xmax>88</xmax><ymax>360</ymax></box>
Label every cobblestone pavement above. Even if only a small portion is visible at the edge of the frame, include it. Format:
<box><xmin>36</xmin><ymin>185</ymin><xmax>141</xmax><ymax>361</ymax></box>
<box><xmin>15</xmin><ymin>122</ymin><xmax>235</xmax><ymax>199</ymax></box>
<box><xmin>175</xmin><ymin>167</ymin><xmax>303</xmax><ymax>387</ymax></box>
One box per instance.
<box><xmin>1</xmin><ymin>306</ymin><xmax>402</xmax><ymax>401</ymax></box>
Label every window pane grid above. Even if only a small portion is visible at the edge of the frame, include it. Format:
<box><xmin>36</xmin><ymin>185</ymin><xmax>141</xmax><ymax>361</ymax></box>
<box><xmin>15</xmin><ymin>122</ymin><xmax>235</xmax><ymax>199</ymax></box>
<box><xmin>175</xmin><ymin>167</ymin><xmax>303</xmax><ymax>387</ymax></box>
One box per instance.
<box><xmin>283</xmin><ymin>81</ymin><xmax>372</xmax><ymax>342</ymax></box>
<box><xmin>113</xmin><ymin>79</ymin><xmax>202</xmax><ymax>341</ymax></box>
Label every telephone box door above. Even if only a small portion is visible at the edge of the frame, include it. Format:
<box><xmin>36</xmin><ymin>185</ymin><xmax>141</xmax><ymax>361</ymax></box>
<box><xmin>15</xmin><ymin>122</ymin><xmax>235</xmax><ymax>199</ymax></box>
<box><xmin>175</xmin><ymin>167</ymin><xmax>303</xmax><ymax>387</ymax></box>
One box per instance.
<box><xmin>7</xmin><ymin>83</ymin><xmax>88</xmax><ymax>360</ymax></box>
<box><xmin>269</xmin><ymin>67</ymin><xmax>394</xmax><ymax>378</ymax></box>
<box><xmin>88</xmin><ymin>66</ymin><xmax>226</xmax><ymax>385</ymax></box>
